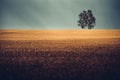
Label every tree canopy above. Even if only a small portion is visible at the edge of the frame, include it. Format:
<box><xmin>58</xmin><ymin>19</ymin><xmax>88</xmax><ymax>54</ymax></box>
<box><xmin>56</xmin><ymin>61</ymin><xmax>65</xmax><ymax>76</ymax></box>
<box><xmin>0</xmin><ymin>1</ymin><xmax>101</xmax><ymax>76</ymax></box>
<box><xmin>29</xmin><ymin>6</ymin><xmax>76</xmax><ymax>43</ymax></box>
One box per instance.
<box><xmin>78</xmin><ymin>10</ymin><xmax>96</xmax><ymax>29</ymax></box>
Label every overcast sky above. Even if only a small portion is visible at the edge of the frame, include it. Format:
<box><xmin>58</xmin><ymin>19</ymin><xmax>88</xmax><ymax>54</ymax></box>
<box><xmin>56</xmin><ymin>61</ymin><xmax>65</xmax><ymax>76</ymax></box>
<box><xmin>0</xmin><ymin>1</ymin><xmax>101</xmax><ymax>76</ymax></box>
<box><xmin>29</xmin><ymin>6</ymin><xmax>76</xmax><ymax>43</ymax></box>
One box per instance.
<box><xmin>0</xmin><ymin>0</ymin><xmax>120</xmax><ymax>29</ymax></box>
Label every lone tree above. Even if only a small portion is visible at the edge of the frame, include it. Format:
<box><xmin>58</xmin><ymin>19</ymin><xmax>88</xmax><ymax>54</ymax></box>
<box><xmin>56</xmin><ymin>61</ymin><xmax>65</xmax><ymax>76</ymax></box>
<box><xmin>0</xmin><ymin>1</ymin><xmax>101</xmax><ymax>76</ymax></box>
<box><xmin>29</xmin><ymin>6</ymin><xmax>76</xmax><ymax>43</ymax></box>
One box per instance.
<box><xmin>78</xmin><ymin>10</ymin><xmax>96</xmax><ymax>29</ymax></box>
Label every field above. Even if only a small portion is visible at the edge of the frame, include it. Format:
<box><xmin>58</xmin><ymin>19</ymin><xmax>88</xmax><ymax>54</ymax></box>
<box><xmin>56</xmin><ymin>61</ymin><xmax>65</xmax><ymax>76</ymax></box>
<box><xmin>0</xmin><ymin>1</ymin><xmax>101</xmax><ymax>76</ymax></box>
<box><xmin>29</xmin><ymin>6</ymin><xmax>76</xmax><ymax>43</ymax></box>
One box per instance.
<box><xmin>0</xmin><ymin>30</ymin><xmax>120</xmax><ymax>80</ymax></box>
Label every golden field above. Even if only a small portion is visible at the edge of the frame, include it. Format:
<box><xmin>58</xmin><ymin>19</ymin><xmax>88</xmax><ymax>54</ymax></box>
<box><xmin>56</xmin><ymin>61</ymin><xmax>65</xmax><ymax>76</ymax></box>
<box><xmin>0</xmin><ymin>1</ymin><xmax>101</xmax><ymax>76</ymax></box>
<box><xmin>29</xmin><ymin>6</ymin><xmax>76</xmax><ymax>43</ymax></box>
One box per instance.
<box><xmin>0</xmin><ymin>30</ymin><xmax>120</xmax><ymax>40</ymax></box>
<box><xmin>0</xmin><ymin>30</ymin><xmax>120</xmax><ymax>80</ymax></box>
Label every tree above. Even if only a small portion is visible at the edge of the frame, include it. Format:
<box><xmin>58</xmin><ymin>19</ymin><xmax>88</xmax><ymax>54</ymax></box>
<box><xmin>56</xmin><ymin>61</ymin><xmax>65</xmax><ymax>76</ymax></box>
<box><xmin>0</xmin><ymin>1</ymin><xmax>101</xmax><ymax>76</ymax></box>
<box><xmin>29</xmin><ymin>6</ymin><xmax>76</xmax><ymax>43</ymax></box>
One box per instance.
<box><xmin>77</xmin><ymin>10</ymin><xmax>96</xmax><ymax>29</ymax></box>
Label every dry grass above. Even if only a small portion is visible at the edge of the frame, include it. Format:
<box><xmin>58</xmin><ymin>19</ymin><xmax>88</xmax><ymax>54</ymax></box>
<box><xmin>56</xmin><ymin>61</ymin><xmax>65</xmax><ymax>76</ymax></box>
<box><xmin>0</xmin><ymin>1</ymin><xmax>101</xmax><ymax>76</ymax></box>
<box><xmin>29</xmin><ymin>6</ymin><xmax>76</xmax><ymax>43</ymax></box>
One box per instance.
<box><xmin>0</xmin><ymin>30</ymin><xmax>120</xmax><ymax>80</ymax></box>
<box><xmin>0</xmin><ymin>30</ymin><xmax>120</xmax><ymax>40</ymax></box>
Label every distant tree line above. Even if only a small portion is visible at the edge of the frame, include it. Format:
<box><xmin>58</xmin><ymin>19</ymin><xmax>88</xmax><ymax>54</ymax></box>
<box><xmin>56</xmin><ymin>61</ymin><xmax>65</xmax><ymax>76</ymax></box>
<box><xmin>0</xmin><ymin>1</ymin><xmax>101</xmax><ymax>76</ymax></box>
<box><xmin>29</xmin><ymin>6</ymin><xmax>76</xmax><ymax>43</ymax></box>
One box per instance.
<box><xmin>78</xmin><ymin>10</ymin><xmax>96</xmax><ymax>29</ymax></box>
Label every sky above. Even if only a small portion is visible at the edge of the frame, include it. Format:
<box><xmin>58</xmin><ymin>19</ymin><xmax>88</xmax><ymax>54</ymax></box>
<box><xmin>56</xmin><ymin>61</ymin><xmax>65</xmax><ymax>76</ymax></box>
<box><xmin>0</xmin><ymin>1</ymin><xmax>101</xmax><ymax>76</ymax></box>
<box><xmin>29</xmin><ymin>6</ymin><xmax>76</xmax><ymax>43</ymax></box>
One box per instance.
<box><xmin>0</xmin><ymin>0</ymin><xmax>120</xmax><ymax>29</ymax></box>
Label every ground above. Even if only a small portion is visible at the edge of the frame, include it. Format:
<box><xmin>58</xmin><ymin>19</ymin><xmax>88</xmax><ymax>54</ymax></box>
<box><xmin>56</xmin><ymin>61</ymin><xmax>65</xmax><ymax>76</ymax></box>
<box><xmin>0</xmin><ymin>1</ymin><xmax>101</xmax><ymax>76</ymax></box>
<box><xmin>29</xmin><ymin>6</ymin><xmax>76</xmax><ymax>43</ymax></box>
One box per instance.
<box><xmin>0</xmin><ymin>30</ymin><xmax>120</xmax><ymax>80</ymax></box>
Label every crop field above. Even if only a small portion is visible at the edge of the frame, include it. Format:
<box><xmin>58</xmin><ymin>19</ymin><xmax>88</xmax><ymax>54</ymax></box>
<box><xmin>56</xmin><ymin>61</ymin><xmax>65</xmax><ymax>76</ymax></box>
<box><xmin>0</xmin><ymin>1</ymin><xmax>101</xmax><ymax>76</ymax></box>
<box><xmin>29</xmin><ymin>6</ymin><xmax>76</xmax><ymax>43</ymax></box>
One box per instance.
<box><xmin>0</xmin><ymin>30</ymin><xmax>120</xmax><ymax>80</ymax></box>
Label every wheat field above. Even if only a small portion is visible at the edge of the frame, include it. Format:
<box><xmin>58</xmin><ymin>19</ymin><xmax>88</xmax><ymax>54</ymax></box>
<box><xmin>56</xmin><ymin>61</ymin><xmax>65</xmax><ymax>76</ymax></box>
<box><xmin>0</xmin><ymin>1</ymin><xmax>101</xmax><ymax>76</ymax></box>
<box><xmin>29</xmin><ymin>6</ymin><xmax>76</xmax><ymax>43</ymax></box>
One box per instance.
<box><xmin>0</xmin><ymin>30</ymin><xmax>120</xmax><ymax>80</ymax></box>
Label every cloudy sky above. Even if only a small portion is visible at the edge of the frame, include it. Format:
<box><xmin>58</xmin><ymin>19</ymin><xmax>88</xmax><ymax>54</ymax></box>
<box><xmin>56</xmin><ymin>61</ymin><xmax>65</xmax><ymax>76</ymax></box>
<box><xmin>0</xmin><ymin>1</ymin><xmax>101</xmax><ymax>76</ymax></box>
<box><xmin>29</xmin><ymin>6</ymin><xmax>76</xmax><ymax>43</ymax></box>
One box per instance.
<box><xmin>0</xmin><ymin>0</ymin><xmax>120</xmax><ymax>29</ymax></box>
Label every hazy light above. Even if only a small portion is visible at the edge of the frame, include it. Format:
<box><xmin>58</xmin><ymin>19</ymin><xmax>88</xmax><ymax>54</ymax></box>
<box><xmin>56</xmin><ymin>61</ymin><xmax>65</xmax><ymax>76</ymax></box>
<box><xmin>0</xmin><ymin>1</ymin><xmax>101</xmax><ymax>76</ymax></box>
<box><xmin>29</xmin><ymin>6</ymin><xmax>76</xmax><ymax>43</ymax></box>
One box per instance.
<box><xmin>0</xmin><ymin>0</ymin><xmax>120</xmax><ymax>29</ymax></box>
